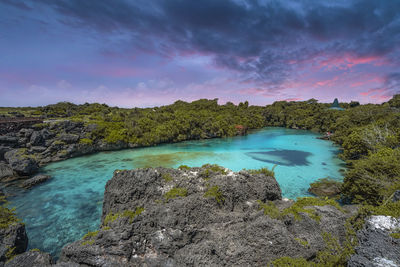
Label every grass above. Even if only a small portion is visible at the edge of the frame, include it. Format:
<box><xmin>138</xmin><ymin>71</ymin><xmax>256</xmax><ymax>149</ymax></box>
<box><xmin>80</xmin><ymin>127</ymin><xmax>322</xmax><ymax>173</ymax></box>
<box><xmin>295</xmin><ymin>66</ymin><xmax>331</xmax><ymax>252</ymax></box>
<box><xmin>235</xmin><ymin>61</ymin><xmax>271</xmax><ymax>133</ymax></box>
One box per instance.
<box><xmin>79</xmin><ymin>138</ymin><xmax>93</xmax><ymax>145</ymax></box>
<box><xmin>295</xmin><ymin>238</ymin><xmax>309</xmax><ymax>248</ymax></box>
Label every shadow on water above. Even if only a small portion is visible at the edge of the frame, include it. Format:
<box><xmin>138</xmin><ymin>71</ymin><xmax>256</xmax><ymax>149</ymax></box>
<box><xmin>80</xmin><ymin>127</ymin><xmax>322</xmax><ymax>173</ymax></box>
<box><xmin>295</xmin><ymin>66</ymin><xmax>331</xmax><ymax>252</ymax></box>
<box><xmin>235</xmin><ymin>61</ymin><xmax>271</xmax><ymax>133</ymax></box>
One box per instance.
<box><xmin>246</xmin><ymin>149</ymin><xmax>312</xmax><ymax>166</ymax></box>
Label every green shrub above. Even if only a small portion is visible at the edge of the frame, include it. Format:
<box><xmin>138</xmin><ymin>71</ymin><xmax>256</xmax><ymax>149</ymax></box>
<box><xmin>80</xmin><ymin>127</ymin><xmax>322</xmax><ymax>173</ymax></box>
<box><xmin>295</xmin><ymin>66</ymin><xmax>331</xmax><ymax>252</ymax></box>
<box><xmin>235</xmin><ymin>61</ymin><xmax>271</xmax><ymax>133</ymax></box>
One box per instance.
<box><xmin>5</xmin><ymin>246</ymin><xmax>16</xmax><ymax>261</ymax></box>
<box><xmin>390</xmin><ymin>232</ymin><xmax>400</xmax><ymax>239</ymax></box>
<box><xmin>82</xmin><ymin>230</ymin><xmax>98</xmax><ymax>240</ymax></box>
<box><xmin>162</xmin><ymin>173</ymin><xmax>173</xmax><ymax>182</ymax></box>
<box><xmin>294</xmin><ymin>238</ymin><xmax>309</xmax><ymax>248</ymax></box>
<box><xmin>178</xmin><ymin>165</ymin><xmax>191</xmax><ymax>170</ymax></box>
<box><xmin>270</xmin><ymin>256</ymin><xmax>312</xmax><ymax>266</ymax></box>
<box><xmin>0</xmin><ymin>197</ymin><xmax>20</xmax><ymax>229</ymax></box>
<box><xmin>204</xmin><ymin>185</ymin><xmax>225</xmax><ymax>204</ymax></box>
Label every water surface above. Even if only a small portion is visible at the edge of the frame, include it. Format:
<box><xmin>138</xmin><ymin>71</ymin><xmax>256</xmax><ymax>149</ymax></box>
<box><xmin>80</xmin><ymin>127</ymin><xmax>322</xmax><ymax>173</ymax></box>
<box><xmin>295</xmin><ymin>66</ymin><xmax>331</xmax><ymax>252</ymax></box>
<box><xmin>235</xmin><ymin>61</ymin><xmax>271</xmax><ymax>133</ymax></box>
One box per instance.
<box><xmin>9</xmin><ymin>127</ymin><xmax>344</xmax><ymax>258</ymax></box>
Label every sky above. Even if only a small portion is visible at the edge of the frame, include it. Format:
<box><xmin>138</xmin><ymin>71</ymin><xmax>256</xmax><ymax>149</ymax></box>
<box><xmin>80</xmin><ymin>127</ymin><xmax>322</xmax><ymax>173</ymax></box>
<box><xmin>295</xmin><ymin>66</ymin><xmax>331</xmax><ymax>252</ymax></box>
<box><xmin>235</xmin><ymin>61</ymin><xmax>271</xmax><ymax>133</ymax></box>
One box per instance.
<box><xmin>0</xmin><ymin>0</ymin><xmax>400</xmax><ymax>107</ymax></box>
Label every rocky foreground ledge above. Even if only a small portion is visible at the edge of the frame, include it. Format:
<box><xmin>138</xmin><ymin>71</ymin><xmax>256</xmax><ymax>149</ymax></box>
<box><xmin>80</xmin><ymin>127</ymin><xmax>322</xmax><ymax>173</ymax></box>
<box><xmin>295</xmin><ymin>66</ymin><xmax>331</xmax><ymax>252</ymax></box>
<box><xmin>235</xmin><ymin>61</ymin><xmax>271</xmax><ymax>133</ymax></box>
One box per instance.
<box><xmin>2</xmin><ymin>165</ymin><xmax>398</xmax><ymax>266</ymax></box>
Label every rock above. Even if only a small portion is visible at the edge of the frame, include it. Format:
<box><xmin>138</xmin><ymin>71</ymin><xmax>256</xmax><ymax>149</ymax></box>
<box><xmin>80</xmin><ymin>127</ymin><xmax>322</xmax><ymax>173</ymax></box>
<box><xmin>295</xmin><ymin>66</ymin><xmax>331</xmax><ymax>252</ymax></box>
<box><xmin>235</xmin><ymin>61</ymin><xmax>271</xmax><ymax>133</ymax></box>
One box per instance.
<box><xmin>4</xmin><ymin>250</ymin><xmax>53</xmax><ymax>267</ymax></box>
<box><xmin>0</xmin><ymin>223</ymin><xmax>28</xmax><ymax>264</ymax></box>
<box><xmin>58</xmin><ymin>167</ymin><xmax>352</xmax><ymax>266</ymax></box>
<box><xmin>348</xmin><ymin>216</ymin><xmax>400</xmax><ymax>266</ymax></box>
<box><xmin>4</xmin><ymin>149</ymin><xmax>38</xmax><ymax>175</ymax></box>
<box><xmin>59</xmin><ymin>134</ymin><xmax>79</xmax><ymax>144</ymax></box>
<box><xmin>0</xmin><ymin>137</ymin><xmax>18</xmax><ymax>146</ymax></box>
<box><xmin>21</xmin><ymin>175</ymin><xmax>51</xmax><ymax>189</ymax></box>
<box><xmin>30</xmin><ymin>131</ymin><xmax>44</xmax><ymax>146</ymax></box>
<box><xmin>393</xmin><ymin>190</ymin><xmax>400</xmax><ymax>202</ymax></box>
<box><xmin>40</xmin><ymin>129</ymin><xmax>53</xmax><ymax>140</ymax></box>
<box><xmin>0</xmin><ymin>163</ymin><xmax>13</xmax><ymax>180</ymax></box>
<box><xmin>308</xmin><ymin>178</ymin><xmax>341</xmax><ymax>198</ymax></box>
<box><xmin>18</xmin><ymin>129</ymin><xmax>33</xmax><ymax>139</ymax></box>
<box><xmin>0</xmin><ymin>147</ymin><xmax>12</xmax><ymax>161</ymax></box>
<box><xmin>30</xmin><ymin>146</ymin><xmax>47</xmax><ymax>153</ymax></box>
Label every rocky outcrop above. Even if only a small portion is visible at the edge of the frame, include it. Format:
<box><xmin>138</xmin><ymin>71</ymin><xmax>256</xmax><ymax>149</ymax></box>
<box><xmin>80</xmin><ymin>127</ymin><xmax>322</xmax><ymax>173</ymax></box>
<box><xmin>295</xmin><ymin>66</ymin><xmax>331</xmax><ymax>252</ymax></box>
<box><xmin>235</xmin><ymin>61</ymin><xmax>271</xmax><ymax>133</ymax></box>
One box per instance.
<box><xmin>4</xmin><ymin>149</ymin><xmax>38</xmax><ymax>176</ymax></box>
<box><xmin>56</xmin><ymin>167</ymin><xmax>352</xmax><ymax>266</ymax></box>
<box><xmin>21</xmin><ymin>174</ymin><xmax>51</xmax><ymax>189</ymax></box>
<box><xmin>0</xmin><ymin>223</ymin><xmax>28</xmax><ymax>265</ymax></box>
<box><xmin>348</xmin><ymin>216</ymin><xmax>400</xmax><ymax>267</ymax></box>
<box><xmin>4</xmin><ymin>250</ymin><xmax>53</xmax><ymax>267</ymax></box>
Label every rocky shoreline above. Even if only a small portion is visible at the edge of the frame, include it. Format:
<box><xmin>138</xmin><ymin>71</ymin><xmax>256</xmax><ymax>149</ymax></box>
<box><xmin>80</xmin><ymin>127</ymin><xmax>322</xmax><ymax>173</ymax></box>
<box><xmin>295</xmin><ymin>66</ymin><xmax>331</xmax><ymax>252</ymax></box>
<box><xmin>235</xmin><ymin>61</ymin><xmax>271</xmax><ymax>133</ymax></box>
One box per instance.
<box><xmin>0</xmin><ymin>120</ymin><xmax>132</xmax><ymax>189</ymax></box>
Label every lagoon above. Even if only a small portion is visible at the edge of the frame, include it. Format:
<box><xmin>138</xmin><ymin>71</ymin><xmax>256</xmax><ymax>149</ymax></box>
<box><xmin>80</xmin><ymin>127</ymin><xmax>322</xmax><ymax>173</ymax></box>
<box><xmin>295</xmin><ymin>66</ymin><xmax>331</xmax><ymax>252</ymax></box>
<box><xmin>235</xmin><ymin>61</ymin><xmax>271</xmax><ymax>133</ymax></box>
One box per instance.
<box><xmin>9</xmin><ymin>127</ymin><xmax>344</xmax><ymax>258</ymax></box>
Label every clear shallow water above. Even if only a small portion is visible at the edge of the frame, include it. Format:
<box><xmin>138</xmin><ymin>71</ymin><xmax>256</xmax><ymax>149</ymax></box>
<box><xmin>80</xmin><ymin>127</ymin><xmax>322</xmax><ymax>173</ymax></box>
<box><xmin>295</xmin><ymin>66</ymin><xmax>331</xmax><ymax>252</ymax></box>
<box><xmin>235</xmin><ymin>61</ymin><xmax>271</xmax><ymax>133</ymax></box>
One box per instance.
<box><xmin>9</xmin><ymin>127</ymin><xmax>345</xmax><ymax>258</ymax></box>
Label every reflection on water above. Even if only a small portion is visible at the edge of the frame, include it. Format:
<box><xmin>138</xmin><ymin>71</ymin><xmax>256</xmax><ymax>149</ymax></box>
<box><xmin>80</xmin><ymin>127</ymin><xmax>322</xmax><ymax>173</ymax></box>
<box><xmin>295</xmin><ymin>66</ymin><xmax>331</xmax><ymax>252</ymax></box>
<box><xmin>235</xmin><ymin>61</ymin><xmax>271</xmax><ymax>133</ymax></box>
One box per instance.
<box><xmin>9</xmin><ymin>127</ymin><xmax>344</xmax><ymax>258</ymax></box>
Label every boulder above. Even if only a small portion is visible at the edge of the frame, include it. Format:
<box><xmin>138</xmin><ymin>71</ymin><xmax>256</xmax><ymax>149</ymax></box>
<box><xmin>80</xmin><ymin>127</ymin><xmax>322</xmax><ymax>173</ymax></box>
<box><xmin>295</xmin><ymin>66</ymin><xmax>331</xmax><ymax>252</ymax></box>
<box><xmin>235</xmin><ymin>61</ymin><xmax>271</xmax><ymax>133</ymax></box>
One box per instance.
<box><xmin>21</xmin><ymin>175</ymin><xmax>51</xmax><ymax>189</ymax></box>
<box><xmin>0</xmin><ymin>163</ymin><xmax>13</xmax><ymax>180</ymax></box>
<box><xmin>30</xmin><ymin>131</ymin><xmax>44</xmax><ymax>146</ymax></box>
<box><xmin>393</xmin><ymin>190</ymin><xmax>400</xmax><ymax>202</ymax></box>
<box><xmin>58</xmin><ymin>167</ymin><xmax>352</xmax><ymax>266</ymax></box>
<box><xmin>348</xmin><ymin>216</ymin><xmax>400</xmax><ymax>267</ymax></box>
<box><xmin>0</xmin><ymin>223</ymin><xmax>28</xmax><ymax>264</ymax></box>
<box><xmin>18</xmin><ymin>129</ymin><xmax>33</xmax><ymax>139</ymax></box>
<box><xmin>4</xmin><ymin>250</ymin><xmax>53</xmax><ymax>267</ymax></box>
<box><xmin>0</xmin><ymin>147</ymin><xmax>12</xmax><ymax>161</ymax></box>
<box><xmin>4</xmin><ymin>149</ymin><xmax>38</xmax><ymax>175</ymax></box>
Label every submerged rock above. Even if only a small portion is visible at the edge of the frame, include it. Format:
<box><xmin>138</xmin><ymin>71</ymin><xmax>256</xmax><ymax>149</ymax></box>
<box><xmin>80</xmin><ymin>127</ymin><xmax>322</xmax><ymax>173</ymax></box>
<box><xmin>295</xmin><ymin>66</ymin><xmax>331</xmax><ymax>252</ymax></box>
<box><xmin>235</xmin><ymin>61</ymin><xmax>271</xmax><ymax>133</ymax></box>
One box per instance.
<box><xmin>21</xmin><ymin>175</ymin><xmax>51</xmax><ymax>189</ymax></box>
<box><xmin>308</xmin><ymin>178</ymin><xmax>342</xmax><ymax>198</ymax></box>
<box><xmin>348</xmin><ymin>216</ymin><xmax>400</xmax><ymax>267</ymax></box>
<box><xmin>57</xmin><ymin>166</ymin><xmax>351</xmax><ymax>266</ymax></box>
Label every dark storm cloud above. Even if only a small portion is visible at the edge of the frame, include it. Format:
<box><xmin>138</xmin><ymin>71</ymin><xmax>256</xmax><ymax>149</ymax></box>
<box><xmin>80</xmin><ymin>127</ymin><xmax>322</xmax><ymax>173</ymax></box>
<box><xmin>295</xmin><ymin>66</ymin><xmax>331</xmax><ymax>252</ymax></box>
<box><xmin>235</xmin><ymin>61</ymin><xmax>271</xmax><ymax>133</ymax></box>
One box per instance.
<box><xmin>8</xmin><ymin>0</ymin><xmax>400</xmax><ymax>88</ymax></box>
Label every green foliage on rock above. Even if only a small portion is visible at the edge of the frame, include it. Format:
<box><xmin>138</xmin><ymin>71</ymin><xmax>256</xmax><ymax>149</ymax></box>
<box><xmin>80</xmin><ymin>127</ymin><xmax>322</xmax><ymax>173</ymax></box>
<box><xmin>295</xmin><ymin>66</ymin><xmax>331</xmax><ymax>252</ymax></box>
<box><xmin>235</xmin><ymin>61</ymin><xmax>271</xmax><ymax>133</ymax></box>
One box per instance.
<box><xmin>204</xmin><ymin>185</ymin><xmax>225</xmax><ymax>204</ymax></box>
<box><xmin>308</xmin><ymin>178</ymin><xmax>342</xmax><ymax>198</ymax></box>
<box><xmin>164</xmin><ymin>187</ymin><xmax>188</xmax><ymax>201</ymax></box>
<box><xmin>0</xmin><ymin>196</ymin><xmax>20</xmax><ymax>229</ymax></box>
<box><xmin>258</xmin><ymin>197</ymin><xmax>344</xmax><ymax>222</ymax></box>
<box><xmin>103</xmin><ymin>207</ymin><xmax>144</xmax><ymax>225</ymax></box>
<box><xmin>79</xmin><ymin>138</ymin><xmax>93</xmax><ymax>145</ymax></box>
<box><xmin>246</xmin><ymin>165</ymin><xmax>276</xmax><ymax>177</ymax></box>
<box><xmin>161</xmin><ymin>173</ymin><xmax>173</xmax><ymax>182</ymax></box>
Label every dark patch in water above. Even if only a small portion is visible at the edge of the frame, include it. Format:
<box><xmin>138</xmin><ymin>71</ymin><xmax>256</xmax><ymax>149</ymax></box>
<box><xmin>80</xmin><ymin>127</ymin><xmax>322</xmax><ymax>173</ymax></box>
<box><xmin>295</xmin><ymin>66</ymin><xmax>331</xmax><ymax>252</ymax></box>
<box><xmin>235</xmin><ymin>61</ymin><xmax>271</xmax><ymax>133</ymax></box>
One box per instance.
<box><xmin>246</xmin><ymin>150</ymin><xmax>312</xmax><ymax>166</ymax></box>
<box><xmin>322</xmin><ymin>162</ymin><xmax>327</xmax><ymax>165</ymax></box>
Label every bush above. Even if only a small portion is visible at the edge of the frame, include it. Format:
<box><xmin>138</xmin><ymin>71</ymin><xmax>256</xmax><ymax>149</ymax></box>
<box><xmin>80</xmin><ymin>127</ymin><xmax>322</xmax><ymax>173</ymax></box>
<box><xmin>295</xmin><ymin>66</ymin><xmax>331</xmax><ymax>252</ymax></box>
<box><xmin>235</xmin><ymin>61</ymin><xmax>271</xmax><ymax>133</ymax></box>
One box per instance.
<box><xmin>204</xmin><ymin>185</ymin><xmax>225</xmax><ymax>204</ymax></box>
<box><xmin>164</xmin><ymin>187</ymin><xmax>188</xmax><ymax>201</ymax></box>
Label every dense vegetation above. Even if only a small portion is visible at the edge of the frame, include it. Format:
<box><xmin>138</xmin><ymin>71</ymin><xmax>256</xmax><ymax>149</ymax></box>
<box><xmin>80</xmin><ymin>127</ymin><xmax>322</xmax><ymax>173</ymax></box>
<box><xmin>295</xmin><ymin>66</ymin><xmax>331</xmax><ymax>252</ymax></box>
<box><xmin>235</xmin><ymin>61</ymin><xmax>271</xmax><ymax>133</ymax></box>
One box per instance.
<box><xmin>2</xmin><ymin>96</ymin><xmax>399</xmax><ymax>205</ymax></box>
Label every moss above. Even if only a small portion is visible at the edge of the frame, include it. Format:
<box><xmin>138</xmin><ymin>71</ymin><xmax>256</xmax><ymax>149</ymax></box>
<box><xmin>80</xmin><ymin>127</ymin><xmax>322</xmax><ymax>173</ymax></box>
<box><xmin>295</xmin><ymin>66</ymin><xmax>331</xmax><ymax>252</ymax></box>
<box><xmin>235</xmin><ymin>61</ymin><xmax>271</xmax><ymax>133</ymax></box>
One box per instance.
<box><xmin>258</xmin><ymin>197</ymin><xmax>344</xmax><ymax>222</ymax></box>
<box><xmin>53</xmin><ymin>140</ymin><xmax>67</xmax><ymax>146</ymax></box>
<box><xmin>204</xmin><ymin>185</ymin><xmax>225</xmax><ymax>204</ymax></box>
<box><xmin>295</xmin><ymin>237</ymin><xmax>309</xmax><ymax>248</ymax></box>
<box><xmin>79</xmin><ymin>138</ymin><xmax>93</xmax><ymax>145</ymax></box>
<box><xmin>164</xmin><ymin>187</ymin><xmax>188</xmax><ymax>201</ymax></box>
<box><xmin>102</xmin><ymin>226</ymin><xmax>111</xmax><ymax>230</ymax></box>
<box><xmin>246</xmin><ymin>165</ymin><xmax>276</xmax><ymax>177</ymax></box>
<box><xmin>270</xmin><ymin>256</ymin><xmax>313</xmax><ymax>266</ymax></box>
<box><xmin>103</xmin><ymin>207</ymin><xmax>144</xmax><ymax>226</ymax></box>
<box><xmin>30</xmin><ymin>248</ymin><xmax>40</xmax><ymax>252</ymax></box>
<box><xmin>162</xmin><ymin>173</ymin><xmax>173</xmax><ymax>182</ymax></box>
<box><xmin>178</xmin><ymin>165</ymin><xmax>191</xmax><ymax>170</ymax></box>
<box><xmin>390</xmin><ymin>232</ymin><xmax>400</xmax><ymax>239</ymax></box>
<box><xmin>5</xmin><ymin>246</ymin><xmax>16</xmax><ymax>262</ymax></box>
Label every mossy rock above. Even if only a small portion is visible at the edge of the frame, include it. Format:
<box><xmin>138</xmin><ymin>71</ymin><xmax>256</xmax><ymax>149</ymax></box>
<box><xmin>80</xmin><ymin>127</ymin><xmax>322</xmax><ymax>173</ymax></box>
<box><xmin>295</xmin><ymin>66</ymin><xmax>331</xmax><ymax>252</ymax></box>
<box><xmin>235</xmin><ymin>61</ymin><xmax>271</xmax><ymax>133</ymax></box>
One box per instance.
<box><xmin>308</xmin><ymin>178</ymin><xmax>342</xmax><ymax>198</ymax></box>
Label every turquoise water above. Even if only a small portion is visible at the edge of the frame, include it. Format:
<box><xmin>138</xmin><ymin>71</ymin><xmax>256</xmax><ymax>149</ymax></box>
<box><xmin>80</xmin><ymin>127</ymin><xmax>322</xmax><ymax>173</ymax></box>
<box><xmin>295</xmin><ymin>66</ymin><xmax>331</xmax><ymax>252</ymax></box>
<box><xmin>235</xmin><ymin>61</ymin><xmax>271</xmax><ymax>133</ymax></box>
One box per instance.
<box><xmin>9</xmin><ymin>127</ymin><xmax>345</xmax><ymax>258</ymax></box>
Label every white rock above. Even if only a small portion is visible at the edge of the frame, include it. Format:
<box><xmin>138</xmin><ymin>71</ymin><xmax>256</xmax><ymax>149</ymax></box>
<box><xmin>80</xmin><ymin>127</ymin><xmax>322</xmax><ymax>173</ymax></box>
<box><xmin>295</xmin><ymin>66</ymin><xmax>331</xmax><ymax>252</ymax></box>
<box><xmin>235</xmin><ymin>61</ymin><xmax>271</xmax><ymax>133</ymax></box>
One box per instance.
<box><xmin>367</xmin><ymin>216</ymin><xmax>400</xmax><ymax>231</ymax></box>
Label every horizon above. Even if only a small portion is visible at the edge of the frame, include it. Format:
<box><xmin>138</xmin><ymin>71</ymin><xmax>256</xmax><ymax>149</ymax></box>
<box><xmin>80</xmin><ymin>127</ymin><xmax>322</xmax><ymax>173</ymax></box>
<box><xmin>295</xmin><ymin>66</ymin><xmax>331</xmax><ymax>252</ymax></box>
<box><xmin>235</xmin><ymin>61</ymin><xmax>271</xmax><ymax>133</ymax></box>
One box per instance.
<box><xmin>1</xmin><ymin>1</ymin><xmax>400</xmax><ymax>107</ymax></box>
